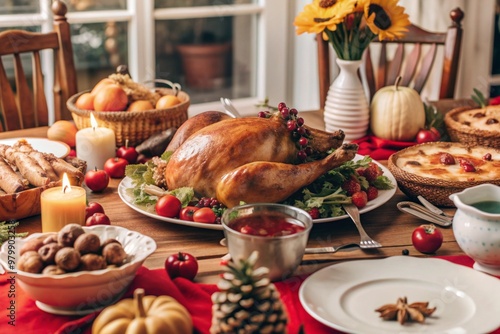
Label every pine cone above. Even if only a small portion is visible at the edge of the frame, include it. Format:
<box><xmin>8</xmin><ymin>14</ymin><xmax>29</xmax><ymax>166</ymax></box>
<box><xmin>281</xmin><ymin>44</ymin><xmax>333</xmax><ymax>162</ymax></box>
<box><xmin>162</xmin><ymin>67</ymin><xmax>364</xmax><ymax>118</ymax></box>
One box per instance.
<box><xmin>210</xmin><ymin>251</ymin><xmax>288</xmax><ymax>334</ymax></box>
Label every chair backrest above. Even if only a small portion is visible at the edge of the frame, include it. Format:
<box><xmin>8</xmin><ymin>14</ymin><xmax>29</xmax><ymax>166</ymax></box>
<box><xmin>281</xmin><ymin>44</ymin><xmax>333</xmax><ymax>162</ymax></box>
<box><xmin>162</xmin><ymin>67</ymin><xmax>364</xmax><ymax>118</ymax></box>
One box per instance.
<box><xmin>0</xmin><ymin>0</ymin><xmax>77</xmax><ymax>131</ymax></box>
<box><xmin>317</xmin><ymin>7</ymin><xmax>464</xmax><ymax>111</ymax></box>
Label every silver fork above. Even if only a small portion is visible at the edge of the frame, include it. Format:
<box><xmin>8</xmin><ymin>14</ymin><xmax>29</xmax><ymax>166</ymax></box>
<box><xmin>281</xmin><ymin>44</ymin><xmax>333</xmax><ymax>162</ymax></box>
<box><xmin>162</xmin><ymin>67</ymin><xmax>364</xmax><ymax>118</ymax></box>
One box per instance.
<box><xmin>304</xmin><ymin>243</ymin><xmax>360</xmax><ymax>254</ymax></box>
<box><xmin>342</xmin><ymin>203</ymin><xmax>382</xmax><ymax>248</ymax></box>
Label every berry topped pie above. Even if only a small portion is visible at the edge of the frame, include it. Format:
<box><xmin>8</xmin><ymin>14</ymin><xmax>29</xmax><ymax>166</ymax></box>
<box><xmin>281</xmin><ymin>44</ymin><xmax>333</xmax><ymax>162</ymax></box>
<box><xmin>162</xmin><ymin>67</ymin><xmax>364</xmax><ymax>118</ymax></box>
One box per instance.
<box><xmin>445</xmin><ymin>106</ymin><xmax>500</xmax><ymax>148</ymax></box>
<box><xmin>388</xmin><ymin>142</ymin><xmax>500</xmax><ymax>206</ymax></box>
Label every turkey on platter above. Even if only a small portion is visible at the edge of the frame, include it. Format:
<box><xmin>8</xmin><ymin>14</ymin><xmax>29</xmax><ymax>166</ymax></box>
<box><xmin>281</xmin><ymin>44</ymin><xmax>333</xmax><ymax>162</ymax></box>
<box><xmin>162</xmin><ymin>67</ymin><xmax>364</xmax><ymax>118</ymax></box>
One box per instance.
<box><xmin>164</xmin><ymin>109</ymin><xmax>358</xmax><ymax>207</ymax></box>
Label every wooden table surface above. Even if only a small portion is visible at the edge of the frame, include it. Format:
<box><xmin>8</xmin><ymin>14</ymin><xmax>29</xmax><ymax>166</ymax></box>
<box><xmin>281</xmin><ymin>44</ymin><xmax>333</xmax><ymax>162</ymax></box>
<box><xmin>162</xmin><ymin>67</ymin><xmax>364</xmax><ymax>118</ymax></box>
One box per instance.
<box><xmin>0</xmin><ymin>110</ymin><xmax>463</xmax><ymax>283</ymax></box>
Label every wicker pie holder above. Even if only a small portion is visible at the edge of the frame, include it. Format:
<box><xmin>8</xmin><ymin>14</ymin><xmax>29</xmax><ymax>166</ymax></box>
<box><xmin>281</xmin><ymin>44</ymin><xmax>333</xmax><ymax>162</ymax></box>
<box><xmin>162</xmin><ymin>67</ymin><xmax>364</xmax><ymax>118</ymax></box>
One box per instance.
<box><xmin>444</xmin><ymin>106</ymin><xmax>500</xmax><ymax>149</ymax></box>
<box><xmin>388</xmin><ymin>143</ymin><xmax>500</xmax><ymax>207</ymax></box>
<box><xmin>67</xmin><ymin>87</ymin><xmax>189</xmax><ymax>147</ymax></box>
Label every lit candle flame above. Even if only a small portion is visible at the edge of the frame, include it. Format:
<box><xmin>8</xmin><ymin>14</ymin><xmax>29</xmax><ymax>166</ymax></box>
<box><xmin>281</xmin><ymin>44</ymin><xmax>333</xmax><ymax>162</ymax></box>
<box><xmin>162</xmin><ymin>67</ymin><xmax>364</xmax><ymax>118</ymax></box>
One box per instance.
<box><xmin>62</xmin><ymin>173</ymin><xmax>71</xmax><ymax>193</ymax></box>
<box><xmin>90</xmin><ymin>113</ymin><xmax>98</xmax><ymax>130</ymax></box>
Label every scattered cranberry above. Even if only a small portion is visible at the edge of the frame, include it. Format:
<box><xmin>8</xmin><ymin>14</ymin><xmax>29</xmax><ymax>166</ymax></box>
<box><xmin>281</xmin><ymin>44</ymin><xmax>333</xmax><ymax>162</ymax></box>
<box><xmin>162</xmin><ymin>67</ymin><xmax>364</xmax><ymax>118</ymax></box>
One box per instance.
<box><xmin>280</xmin><ymin>107</ymin><xmax>290</xmax><ymax>118</ymax></box>
<box><xmin>483</xmin><ymin>153</ymin><xmax>492</xmax><ymax>161</ymax></box>
<box><xmin>459</xmin><ymin>158</ymin><xmax>476</xmax><ymax>172</ymax></box>
<box><xmin>298</xmin><ymin>137</ymin><xmax>308</xmax><ymax>147</ymax></box>
<box><xmin>276</xmin><ymin>101</ymin><xmax>312</xmax><ymax>160</ymax></box>
<box><xmin>439</xmin><ymin>153</ymin><xmax>456</xmax><ymax>165</ymax></box>
<box><xmin>287</xmin><ymin>120</ymin><xmax>297</xmax><ymax>131</ymax></box>
<box><xmin>297</xmin><ymin>150</ymin><xmax>307</xmax><ymax>160</ymax></box>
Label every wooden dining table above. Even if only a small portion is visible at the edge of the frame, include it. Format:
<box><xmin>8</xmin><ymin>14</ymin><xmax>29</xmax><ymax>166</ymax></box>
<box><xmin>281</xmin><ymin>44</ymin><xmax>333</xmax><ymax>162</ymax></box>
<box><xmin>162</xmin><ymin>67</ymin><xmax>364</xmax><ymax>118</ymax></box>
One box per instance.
<box><xmin>0</xmin><ymin>109</ymin><xmax>464</xmax><ymax>284</ymax></box>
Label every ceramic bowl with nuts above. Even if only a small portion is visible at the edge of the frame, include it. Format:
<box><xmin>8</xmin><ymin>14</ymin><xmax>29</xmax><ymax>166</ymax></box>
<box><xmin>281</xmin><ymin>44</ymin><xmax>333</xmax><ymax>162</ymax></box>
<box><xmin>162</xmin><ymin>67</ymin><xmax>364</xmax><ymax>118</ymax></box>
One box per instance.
<box><xmin>0</xmin><ymin>225</ymin><xmax>156</xmax><ymax>314</ymax></box>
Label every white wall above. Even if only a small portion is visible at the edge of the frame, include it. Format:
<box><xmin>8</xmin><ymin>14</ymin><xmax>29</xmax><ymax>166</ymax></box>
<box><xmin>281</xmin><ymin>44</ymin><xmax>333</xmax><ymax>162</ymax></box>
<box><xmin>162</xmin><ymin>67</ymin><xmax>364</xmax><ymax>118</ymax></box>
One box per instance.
<box><xmin>291</xmin><ymin>0</ymin><xmax>496</xmax><ymax>111</ymax></box>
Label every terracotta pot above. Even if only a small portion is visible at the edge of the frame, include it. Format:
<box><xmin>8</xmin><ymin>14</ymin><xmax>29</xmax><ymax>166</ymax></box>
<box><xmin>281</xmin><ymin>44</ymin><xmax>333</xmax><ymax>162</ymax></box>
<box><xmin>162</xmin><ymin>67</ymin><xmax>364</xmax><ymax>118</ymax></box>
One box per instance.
<box><xmin>177</xmin><ymin>42</ymin><xmax>231</xmax><ymax>90</ymax></box>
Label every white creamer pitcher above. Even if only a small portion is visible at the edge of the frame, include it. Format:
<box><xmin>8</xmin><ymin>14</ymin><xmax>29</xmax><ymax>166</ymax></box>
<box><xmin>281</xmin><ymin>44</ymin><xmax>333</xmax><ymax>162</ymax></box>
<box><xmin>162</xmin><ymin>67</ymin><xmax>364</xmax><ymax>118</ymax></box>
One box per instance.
<box><xmin>450</xmin><ymin>184</ymin><xmax>500</xmax><ymax>276</ymax></box>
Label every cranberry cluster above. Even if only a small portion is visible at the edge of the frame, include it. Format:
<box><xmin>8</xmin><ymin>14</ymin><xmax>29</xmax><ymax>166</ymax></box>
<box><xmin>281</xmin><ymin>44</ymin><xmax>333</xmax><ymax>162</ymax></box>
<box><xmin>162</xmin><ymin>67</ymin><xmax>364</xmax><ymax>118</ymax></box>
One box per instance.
<box><xmin>258</xmin><ymin>102</ymin><xmax>312</xmax><ymax>161</ymax></box>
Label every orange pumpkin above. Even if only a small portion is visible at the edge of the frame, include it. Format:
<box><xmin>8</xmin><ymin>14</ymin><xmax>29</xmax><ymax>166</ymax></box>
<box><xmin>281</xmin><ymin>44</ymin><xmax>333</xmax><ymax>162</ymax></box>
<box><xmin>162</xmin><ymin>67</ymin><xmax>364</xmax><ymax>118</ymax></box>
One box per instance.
<box><xmin>47</xmin><ymin>120</ymin><xmax>78</xmax><ymax>147</ymax></box>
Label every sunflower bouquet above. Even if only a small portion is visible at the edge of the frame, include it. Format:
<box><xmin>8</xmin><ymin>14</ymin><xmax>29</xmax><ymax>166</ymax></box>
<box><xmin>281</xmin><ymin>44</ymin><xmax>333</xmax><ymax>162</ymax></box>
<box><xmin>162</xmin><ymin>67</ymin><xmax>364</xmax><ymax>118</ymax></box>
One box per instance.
<box><xmin>294</xmin><ymin>0</ymin><xmax>410</xmax><ymax>60</ymax></box>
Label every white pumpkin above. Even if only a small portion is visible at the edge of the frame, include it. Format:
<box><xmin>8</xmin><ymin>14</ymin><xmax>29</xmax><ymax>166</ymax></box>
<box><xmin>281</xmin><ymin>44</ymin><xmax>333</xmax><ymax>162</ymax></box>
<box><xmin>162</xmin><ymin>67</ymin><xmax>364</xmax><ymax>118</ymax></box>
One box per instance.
<box><xmin>370</xmin><ymin>77</ymin><xmax>425</xmax><ymax>141</ymax></box>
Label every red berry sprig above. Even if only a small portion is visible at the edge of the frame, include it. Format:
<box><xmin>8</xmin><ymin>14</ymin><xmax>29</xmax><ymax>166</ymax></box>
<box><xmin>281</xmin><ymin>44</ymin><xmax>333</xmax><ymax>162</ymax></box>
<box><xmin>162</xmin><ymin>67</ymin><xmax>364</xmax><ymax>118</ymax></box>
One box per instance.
<box><xmin>258</xmin><ymin>102</ymin><xmax>312</xmax><ymax>161</ymax></box>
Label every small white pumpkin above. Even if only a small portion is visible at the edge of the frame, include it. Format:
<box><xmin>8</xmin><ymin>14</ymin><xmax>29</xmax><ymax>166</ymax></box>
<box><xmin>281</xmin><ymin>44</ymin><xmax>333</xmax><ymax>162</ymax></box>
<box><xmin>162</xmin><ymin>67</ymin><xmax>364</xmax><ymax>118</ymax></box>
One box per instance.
<box><xmin>370</xmin><ymin>77</ymin><xmax>425</xmax><ymax>141</ymax></box>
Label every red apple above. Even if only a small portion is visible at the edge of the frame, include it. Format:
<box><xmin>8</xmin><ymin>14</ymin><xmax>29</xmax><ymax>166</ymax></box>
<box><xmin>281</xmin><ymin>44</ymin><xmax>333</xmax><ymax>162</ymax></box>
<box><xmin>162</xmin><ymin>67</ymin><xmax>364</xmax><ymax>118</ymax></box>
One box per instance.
<box><xmin>85</xmin><ymin>202</ymin><xmax>105</xmax><ymax>221</ymax></box>
<box><xmin>116</xmin><ymin>140</ymin><xmax>139</xmax><ymax>164</ymax></box>
<box><xmin>86</xmin><ymin>212</ymin><xmax>111</xmax><ymax>226</ymax></box>
<box><xmin>416</xmin><ymin>128</ymin><xmax>440</xmax><ymax>144</ymax></box>
<box><xmin>104</xmin><ymin>157</ymin><xmax>129</xmax><ymax>178</ymax></box>
<box><xmin>84</xmin><ymin>168</ymin><xmax>109</xmax><ymax>192</ymax></box>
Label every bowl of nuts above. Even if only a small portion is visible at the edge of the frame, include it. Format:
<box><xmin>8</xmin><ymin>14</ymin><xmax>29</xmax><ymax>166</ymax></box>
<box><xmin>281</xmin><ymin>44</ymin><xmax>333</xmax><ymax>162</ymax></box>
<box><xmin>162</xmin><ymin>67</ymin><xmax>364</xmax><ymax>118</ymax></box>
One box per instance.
<box><xmin>0</xmin><ymin>224</ymin><xmax>156</xmax><ymax>314</ymax></box>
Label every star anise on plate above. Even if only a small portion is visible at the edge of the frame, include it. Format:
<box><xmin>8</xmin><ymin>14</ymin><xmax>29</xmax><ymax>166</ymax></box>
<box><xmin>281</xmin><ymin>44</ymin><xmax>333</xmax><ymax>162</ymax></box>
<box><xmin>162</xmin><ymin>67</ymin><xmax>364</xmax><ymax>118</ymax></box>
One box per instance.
<box><xmin>375</xmin><ymin>296</ymin><xmax>436</xmax><ymax>325</ymax></box>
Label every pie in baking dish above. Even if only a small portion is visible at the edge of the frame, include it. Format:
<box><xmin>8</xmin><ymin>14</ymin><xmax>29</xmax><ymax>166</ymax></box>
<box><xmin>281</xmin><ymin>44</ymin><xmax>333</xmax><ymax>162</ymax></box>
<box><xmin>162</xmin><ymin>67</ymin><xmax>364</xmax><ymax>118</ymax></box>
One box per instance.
<box><xmin>388</xmin><ymin>142</ymin><xmax>500</xmax><ymax>206</ymax></box>
<box><xmin>393</xmin><ymin>142</ymin><xmax>500</xmax><ymax>182</ymax></box>
<box><xmin>444</xmin><ymin>106</ymin><xmax>500</xmax><ymax>148</ymax></box>
<box><xmin>453</xmin><ymin>106</ymin><xmax>500</xmax><ymax>132</ymax></box>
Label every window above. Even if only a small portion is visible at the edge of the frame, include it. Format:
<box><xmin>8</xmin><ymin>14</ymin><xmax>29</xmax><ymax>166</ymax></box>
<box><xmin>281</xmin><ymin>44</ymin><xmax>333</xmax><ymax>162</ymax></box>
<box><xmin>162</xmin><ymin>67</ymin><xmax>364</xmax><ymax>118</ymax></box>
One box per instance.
<box><xmin>0</xmin><ymin>0</ymin><xmax>291</xmax><ymax>121</ymax></box>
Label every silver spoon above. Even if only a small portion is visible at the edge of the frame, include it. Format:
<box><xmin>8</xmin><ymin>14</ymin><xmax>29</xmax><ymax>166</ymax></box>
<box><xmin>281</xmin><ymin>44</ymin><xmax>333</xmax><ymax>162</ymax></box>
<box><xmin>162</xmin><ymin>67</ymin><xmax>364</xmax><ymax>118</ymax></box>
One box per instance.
<box><xmin>220</xmin><ymin>97</ymin><xmax>242</xmax><ymax>118</ymax></box>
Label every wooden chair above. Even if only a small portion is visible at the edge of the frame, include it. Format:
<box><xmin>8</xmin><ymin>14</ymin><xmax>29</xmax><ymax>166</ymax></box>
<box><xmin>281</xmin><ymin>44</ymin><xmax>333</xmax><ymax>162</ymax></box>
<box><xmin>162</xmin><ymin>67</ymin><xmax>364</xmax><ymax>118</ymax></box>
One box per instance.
<box><xmin>317</xmin><ymin>7</ymin><xmax>464</xmax><ymax>110</ymax></box>
<box><xmin>0</xmin><ymin>0</ymin><xmax>77</xmax><ymax>131</ymax></box>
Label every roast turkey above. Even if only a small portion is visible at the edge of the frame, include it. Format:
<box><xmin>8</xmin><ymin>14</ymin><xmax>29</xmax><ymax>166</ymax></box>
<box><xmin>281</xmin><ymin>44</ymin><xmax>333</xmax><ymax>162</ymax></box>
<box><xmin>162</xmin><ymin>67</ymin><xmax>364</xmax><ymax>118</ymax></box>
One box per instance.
<box><xmin>165</xmin><ymin>111</ymin><xmax>358</xmax><ymax>207</ymax></box>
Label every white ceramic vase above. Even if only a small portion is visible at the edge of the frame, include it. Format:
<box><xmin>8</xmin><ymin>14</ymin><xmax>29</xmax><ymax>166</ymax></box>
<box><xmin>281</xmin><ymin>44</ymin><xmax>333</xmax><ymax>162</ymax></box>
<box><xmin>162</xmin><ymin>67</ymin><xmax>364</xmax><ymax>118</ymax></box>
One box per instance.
<box><xmin>323</xmin><ymin>58</ymin><xmax>369</xmax><ymax>142</ymax></box>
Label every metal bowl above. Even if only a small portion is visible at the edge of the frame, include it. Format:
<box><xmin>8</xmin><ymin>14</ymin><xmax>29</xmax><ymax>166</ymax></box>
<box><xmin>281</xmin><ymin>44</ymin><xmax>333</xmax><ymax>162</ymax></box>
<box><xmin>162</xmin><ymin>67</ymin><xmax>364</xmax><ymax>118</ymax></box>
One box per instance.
<box><xmin>221</xmin><ymin>203</ymin><xmax>312</xmax><ymax>281</ymax></box>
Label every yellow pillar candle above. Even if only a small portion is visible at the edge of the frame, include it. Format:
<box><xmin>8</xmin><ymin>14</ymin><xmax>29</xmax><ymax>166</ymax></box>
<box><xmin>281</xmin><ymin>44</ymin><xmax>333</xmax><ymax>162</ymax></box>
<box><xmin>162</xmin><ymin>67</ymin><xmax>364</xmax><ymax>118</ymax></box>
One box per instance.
<box><xmin>76</xmin><ymin>113</ymin><xmax>116</xmax><ymax>170</ymax></box>
<box><xmin>41</xmin><ymin>174</ymin><xmax>87</xmax><ymax>232</ymax></box>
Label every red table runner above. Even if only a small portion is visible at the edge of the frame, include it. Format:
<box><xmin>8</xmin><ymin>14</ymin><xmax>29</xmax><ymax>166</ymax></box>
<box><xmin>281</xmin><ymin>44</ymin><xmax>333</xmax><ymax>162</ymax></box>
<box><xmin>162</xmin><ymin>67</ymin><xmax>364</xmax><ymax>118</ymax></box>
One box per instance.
<box><xmin>352</xmin><ymin>135</ymin><xmax>416</xmax><ymax>160</ymax></box>
<box><xmin>0</xmin><ymin>255</ymin><xmax>498</xmax><ymax>334</ymax></box>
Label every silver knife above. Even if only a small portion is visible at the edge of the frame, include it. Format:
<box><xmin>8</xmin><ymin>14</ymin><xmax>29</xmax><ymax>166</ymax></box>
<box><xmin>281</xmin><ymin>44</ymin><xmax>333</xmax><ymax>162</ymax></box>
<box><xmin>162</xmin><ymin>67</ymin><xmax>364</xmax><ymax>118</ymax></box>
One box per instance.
<box><xmin>397</xmin><ymin>201</ymin><xmax>453</xmax><ymax>227</ymax></box>
<box><xmin>417</xmin><ymin>195</ymin><xmax>453</xmax><ymax>218</ymax></box>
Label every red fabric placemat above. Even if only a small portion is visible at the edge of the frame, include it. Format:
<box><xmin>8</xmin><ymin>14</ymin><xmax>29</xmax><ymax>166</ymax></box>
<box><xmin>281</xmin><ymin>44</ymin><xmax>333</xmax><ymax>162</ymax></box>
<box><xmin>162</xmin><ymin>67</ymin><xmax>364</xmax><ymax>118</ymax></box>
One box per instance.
<box><xmin>0</xmin><ymin>255</ymin><xmax>498</xmax><ymax>334</ymax></box>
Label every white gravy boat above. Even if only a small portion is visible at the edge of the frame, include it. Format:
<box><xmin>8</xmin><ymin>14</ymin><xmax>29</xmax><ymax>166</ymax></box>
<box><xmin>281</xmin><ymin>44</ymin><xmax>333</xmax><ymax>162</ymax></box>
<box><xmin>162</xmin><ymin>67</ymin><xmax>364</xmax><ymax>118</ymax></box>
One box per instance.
<box><xmin>450</xmin><ymin>184</ymin><xmax>500</xmax><ymax>276</ymax></box>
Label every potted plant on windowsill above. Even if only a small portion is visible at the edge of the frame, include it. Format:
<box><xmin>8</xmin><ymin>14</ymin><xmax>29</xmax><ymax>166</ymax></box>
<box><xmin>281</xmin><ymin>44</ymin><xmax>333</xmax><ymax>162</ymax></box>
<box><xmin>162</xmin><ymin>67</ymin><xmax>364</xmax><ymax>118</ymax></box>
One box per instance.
<box><xmin>176</xmin><ymin>18</ymin><xmax>232</xmax><ymax>91</ymax></box>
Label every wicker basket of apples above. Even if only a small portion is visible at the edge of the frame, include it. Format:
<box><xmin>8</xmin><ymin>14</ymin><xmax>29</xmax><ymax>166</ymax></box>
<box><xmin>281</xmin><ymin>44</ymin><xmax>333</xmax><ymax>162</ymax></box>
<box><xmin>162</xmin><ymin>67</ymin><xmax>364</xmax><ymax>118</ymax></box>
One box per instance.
<box><xmin>67</xmin><ymin>72</ymin><xmax>189</xmax><ymax>147</ymax></box>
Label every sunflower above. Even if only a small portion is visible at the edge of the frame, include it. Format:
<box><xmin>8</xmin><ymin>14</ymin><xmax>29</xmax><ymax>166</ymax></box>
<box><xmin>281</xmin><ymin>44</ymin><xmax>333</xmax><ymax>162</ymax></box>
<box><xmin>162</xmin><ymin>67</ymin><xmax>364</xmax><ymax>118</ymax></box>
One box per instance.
<box><xmin>353</xmin><ymin>0</ymin><xmax>370</xmax><ymax>13</ymax></box>
<box><xmin>363</xmin><ymin>0</ymin><xmax>410</xmax><ymax>40</ymax></box>
<box><xmin>294</xmin><ymin>0</ymin><xmax>356</xmax><ymax>36</ymax></box>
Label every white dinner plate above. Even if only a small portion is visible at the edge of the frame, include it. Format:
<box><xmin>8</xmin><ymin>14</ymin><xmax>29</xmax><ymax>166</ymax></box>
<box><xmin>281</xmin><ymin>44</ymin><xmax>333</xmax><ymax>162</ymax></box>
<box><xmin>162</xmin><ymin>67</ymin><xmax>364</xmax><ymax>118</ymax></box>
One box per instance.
<box><xmin>299</xmin><ymin>256</ymin><xmax>500</xmax><ymax>334</ymax></box>
<box><xmin>118</xmin><ymin>176</ymin><xmax>224</xmax><ymax>230</ymax></box>
<box><xmin>118</xmin><ymin>155</ymin><xmax>397</xmax><ymax>230</ymax></box>
<box><xmin>0</xmin><ymin>137</ymin><xmax>70</xmax><ymax>158</ymax></box>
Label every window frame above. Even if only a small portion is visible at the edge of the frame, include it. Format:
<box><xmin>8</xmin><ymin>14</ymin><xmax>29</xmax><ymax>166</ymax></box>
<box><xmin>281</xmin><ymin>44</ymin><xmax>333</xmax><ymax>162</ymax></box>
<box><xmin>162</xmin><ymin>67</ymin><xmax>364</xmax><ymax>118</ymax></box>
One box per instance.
<box><xmin>0</xmin><ymin>0</ymin><xmax>293</xmax><ymax>121</ymax></box>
